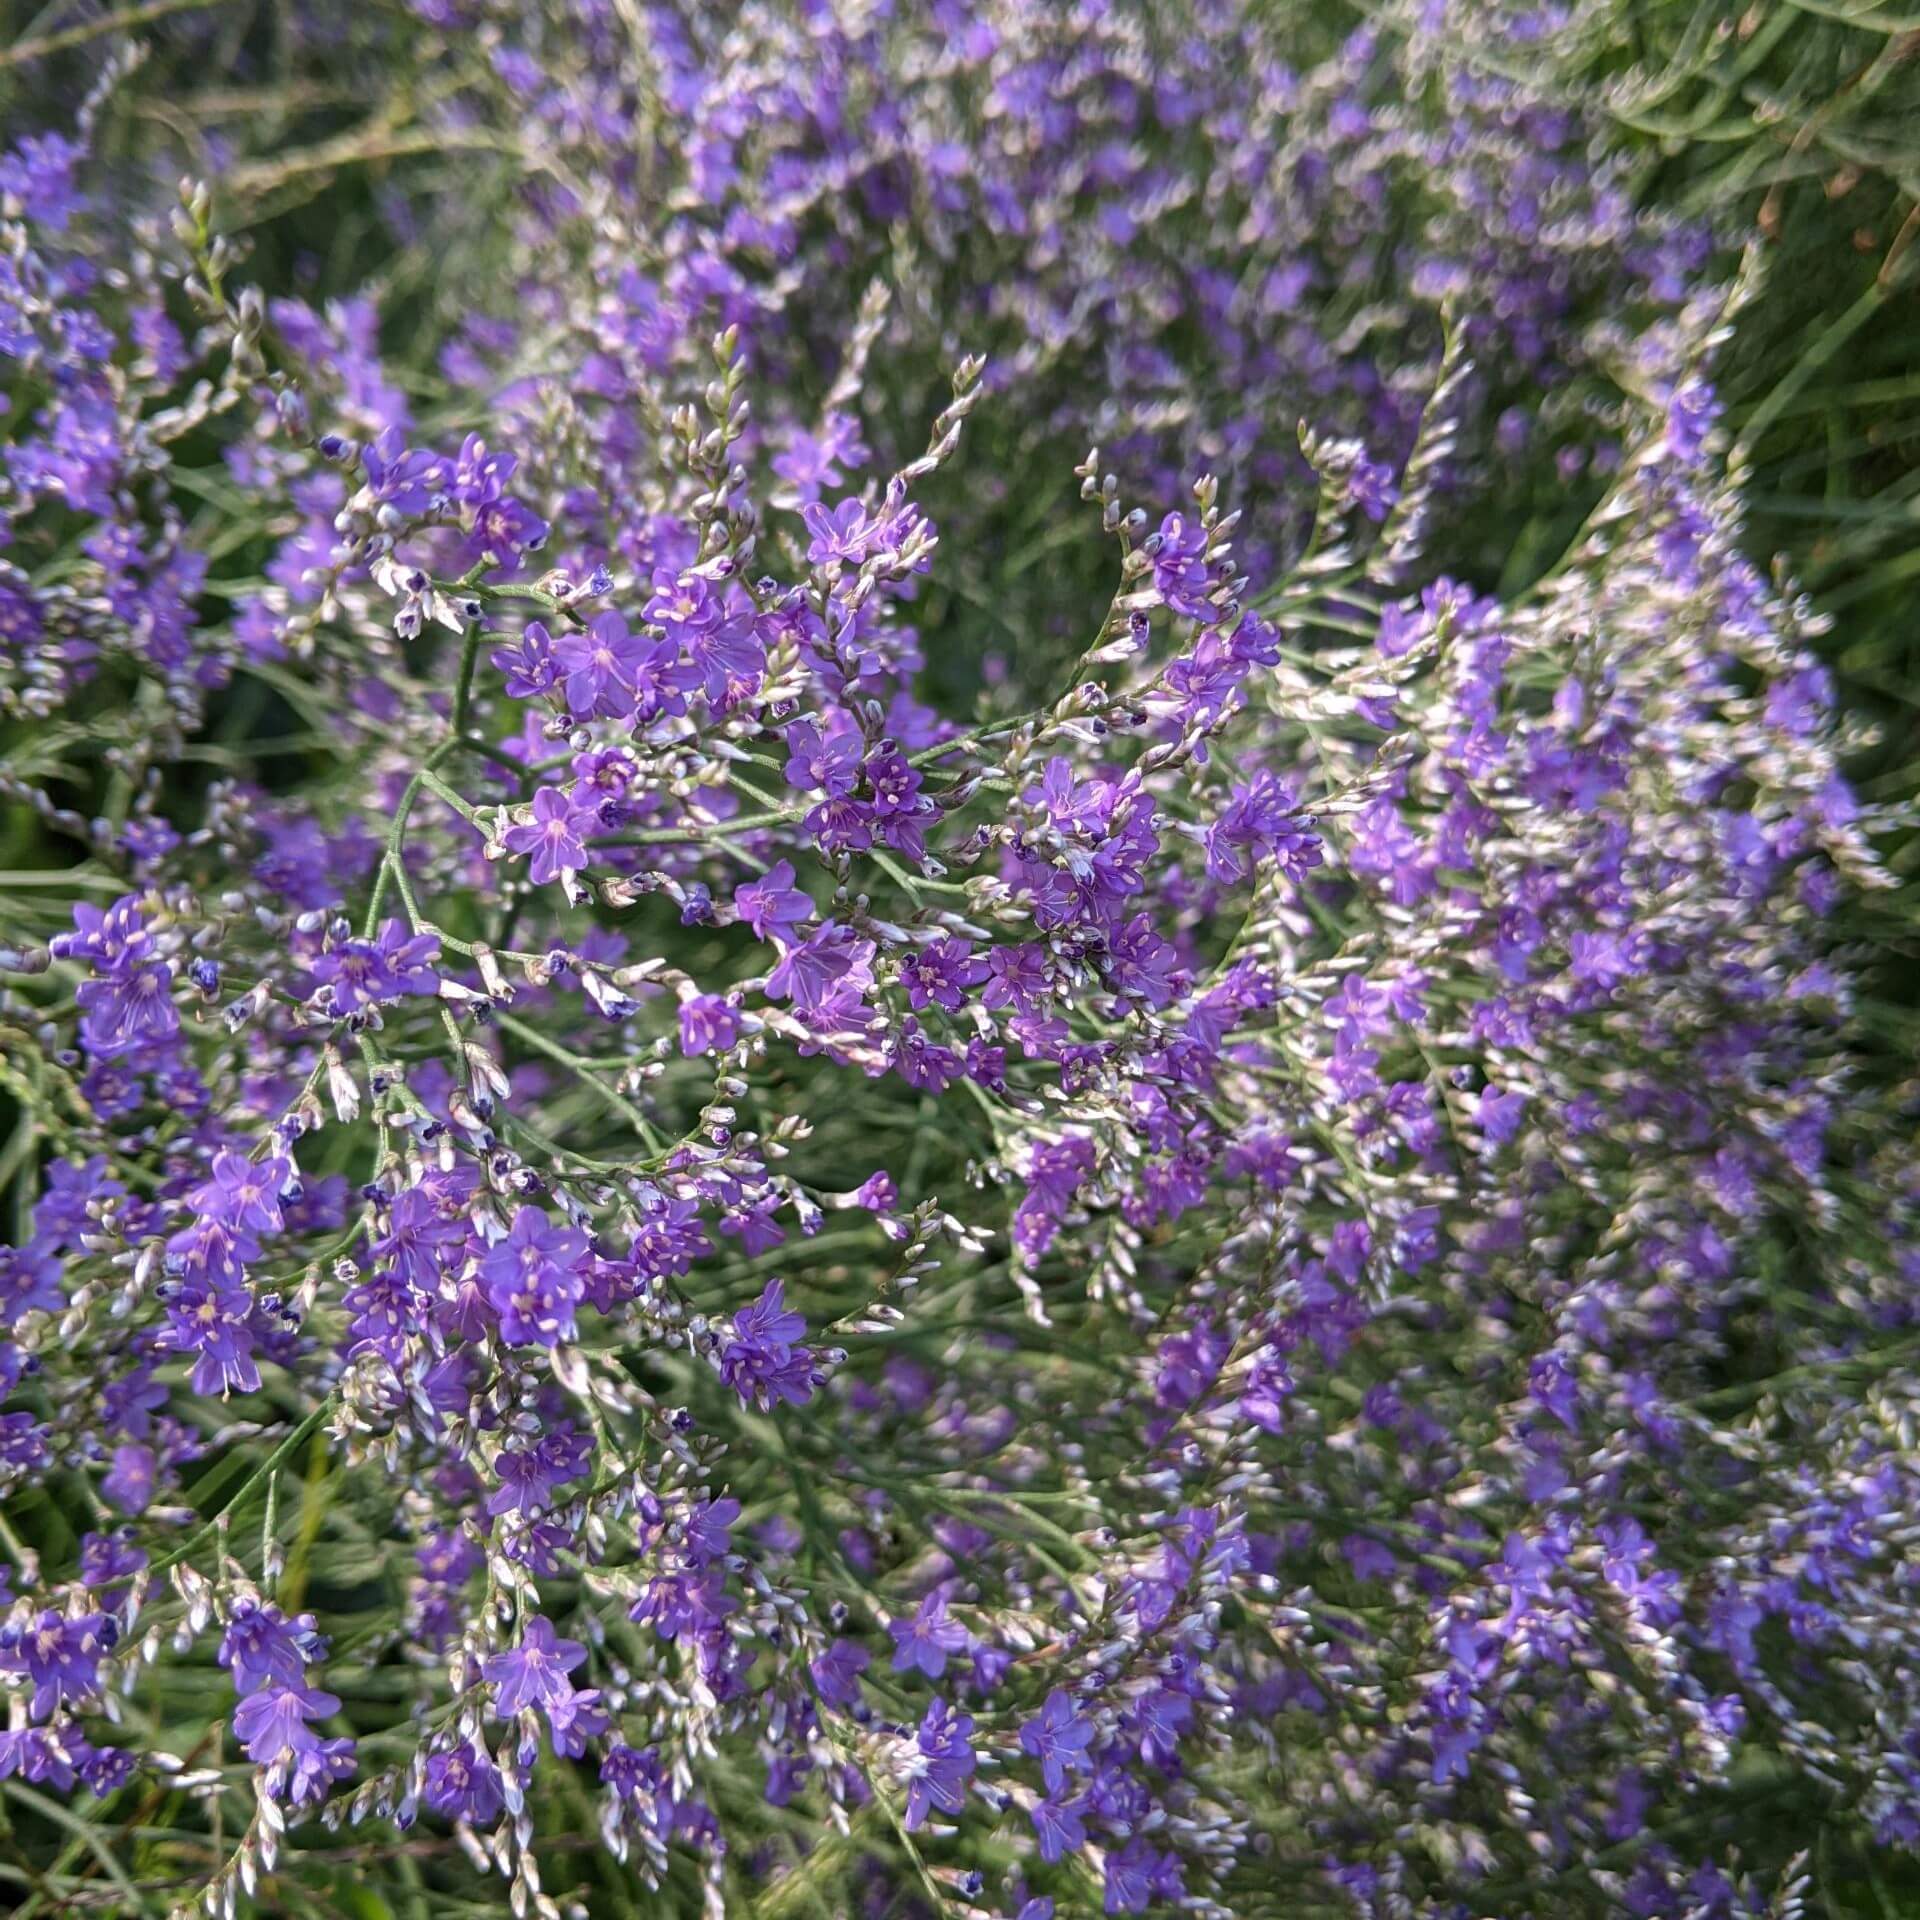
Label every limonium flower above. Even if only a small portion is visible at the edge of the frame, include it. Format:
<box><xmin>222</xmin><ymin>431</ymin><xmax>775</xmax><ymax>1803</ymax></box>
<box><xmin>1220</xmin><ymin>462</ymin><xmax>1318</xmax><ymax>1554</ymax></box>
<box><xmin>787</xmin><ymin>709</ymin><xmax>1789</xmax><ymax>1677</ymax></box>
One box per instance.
<box><xmin>0</xmin><ymin>2</ymin><xmax>1910</xmax><ymax>1915</ymax></box>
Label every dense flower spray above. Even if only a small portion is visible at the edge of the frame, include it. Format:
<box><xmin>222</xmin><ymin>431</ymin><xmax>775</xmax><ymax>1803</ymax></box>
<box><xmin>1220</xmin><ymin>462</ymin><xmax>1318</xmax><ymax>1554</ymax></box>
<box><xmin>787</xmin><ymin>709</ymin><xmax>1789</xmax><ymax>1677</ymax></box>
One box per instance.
<box><xmin>0</xmin><ymin>4</ymin><xmax>1911</xmax><ymax>1919</ymax></box>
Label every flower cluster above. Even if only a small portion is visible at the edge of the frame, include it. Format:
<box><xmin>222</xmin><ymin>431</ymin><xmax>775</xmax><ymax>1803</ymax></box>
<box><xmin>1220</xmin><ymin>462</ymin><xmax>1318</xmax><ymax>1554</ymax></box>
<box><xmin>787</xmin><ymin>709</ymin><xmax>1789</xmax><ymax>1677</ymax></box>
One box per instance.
<box><xmin>0</xmin><ymin>3</ymin><xmax>1911</xmax><ymax>1918</ymax></box>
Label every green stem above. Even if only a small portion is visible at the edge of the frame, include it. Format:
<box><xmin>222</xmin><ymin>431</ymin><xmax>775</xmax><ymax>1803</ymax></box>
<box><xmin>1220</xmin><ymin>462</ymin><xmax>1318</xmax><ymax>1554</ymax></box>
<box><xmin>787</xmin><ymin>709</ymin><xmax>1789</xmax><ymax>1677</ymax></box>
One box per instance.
<box><xmin>148</xmin><ymin>1397</ymin><xmax>335</xmax><ymax>1578</ymax></box>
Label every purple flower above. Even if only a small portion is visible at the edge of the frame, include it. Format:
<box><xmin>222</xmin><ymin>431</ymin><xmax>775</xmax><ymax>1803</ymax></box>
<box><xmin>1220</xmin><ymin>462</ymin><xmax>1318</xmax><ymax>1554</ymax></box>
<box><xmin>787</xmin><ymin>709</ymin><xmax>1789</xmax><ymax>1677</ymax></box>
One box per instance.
<box><xmin>683</xmin><ymin>1494</ymin><xmax>740</xmax><ymax>1565</ymax></box>
<box><xmin>1665</xmin><ymin>376</ymin><xmax>1722</xmax><ymax>465</ymax></box>
<box><xmin>862</xmin><ymin>743</ymin><xmax>921</xmax><ymax>815</ymax></box>
<box><xmin>79</xmin><ymin>1528</ymin><xmax>146</xmax><ymax>1590</ymax></box>
<box><xmin>75</xmin><ymin>961</ymin><xmax>178</xmax><ymax>1057</ymax></box>
<box><xmin>492</xmin><ymin>620</ymin><xmax>559</xmax><ymax>698</ymax></box>
<box><xmin>735</xmin><ymin>860</ymin><xmax>813</xmax><ymax>941</ymax></box>
<box><xmin>719</xmin><ymin>1279</ymin><xmax>822</xmax><ymax>1410</ymax></box>
<box><xmin>231</xmin><ymin>1682</ymin><xmax>341</xmax><ymax>1765</ymax></box>
<box><xmin>220</xmin><ymin>1601</ymin><xmax>325</xmax><ymax>1695</ymax></box>
<box><xmin>0</xmin><ymin>134</ymin><xmax>86</xmax><ymax>231</ymax></box>
<box><xmin>902</xmin><ymin>1697</ymin><xmax>975</xmax><ymax>1830</ymax></box>
<box><xmin>1031</xmin><ymin>1794</ymin><xmax>1087</xmax><ymax>1863</ymax></box>
<box><xmin>285</xmin><ymin>1736</ymin><xmax>356</xmax><ymax>1810</ymax></box>
<box><xmin>0</xmin><ymin>1612</ymin><xmax>113</xmax><ymax>1720</ymax></box>
<box><xmin>480</xmin><ymin>1207</ymin><xmax>588</xmax><ymax>1347</ymax></box>
<box><xmin>101</xmin><ymin>1444</ymin><xmax>155</xmax><ymax>1514</ymax></box>
<box><xmin>772</xmin><ymin>412</ymin><xmax>867</xmax><ymax>501</ymax></box>
<box><xmin>1476</xmin><ymin>1084</ymin><xmax>1528</xmax><ymax>1147</ymax></box>
<box><xmin>784</xmin><ymin>714</ymin><xmax>864</xmax><ymax>796</ymax></box>
<box><xmin>628</xmin><ymin>1567</ymin><xmax>731</xmax><ymax>1641</ymax></box>
<box><xmin>1204</xmin><ymin>773</ymin><xmax>1322</xmax><ymax>886</ymax></box>
<box><xmin>502</xmin><ymin>787</ymin><xmax>591</xmax><ymax>889</ymax></box>
<box><xmin>679</xmin><ymin>993</ymin><xmax>742</xmax><ymax>1056</ymax></box>
<box><xmin>306</xmin><ymin>921</ymin><xmax>441</xmax><ymax>1014</ymax></box>
<box><xmin>156</xmin><ymin>1276</ymin><xmax>261</xmax><ymax>1398</ymax></box>
<box><xmin>889</xmin><ymin>1591</ymin><xmax>973</xmax><ymax>1680</ymax></box>
<box><xmin>810</xmin><ymin>1638</ymin><xmax>870</xmax><ymax>1709</ymax></box>
<box><xmin>801</xmin><ymin>498</ymin><xmax>872</xmax><ymax>566</ymax></box>
<box><xmin>1</xmin><ymin>1240</ymin><xmax>62</xmax><ymax>1321</ymax></box>
<box><xmin>488</xmin><ymin>1423</ymin><xmax>594</xmax><ymax>1517</ymax></box>
<box><xmin>425</xmin><ymin>1741</ymin><xmax>504</xmax><ymax>1824</ymax></box>
<box><xmin>764</xmin><ymin>922</ymin><xmax>873</xmax><ymax>1016</ymax></box>
<box><xmin>1018</xmin><ymin>1688</ymin><xmax>1093</xmax><ymax>1793</ymax></box>
<box><xmin>191</xmin><ymin>1152</ymin><xmax>292</xmax><ymax>1236</ymax></box>
<box><xmin>79</xmin><ymin>1741</ymin><xmax>136</xmax><ymax>1796</ymax></box>
<box><xmin>1150</xmin><ymin>512</ymin><xmax>1215</xmax><ymax>620</ymax></box>
<box><xmin>1349</xmin><ymin>453</ymin><xmax>1400</xmax><ymax>521</ymax></box>
<box><xmin>645</xmin><ymin>571</ymin><xmax>759</xmax><ymax>697</ymax></box>
<box><xmin>897</xmin><ymin>935</ymin><xmax>984</xmax><ymax>1012</ymax></box>
<box><xmin>463</xmin><ymin>485</ymin><xmax>546</xmax><ymax>563</ymax></box>
<box><xmin>554</xmin><ymin>611</ymin><xmax>658</xmax><ymax>720</ymax></box>
<box><xmin>52</xmin><ymin>897</ymin><xmax>151</xmax><ymax>970</ymax></box>
<box><xmin>1103</xmin><ymin>1838</ymin><xmax>1183</xmax><ymax>1915</ymax></box>
<box><xmin>545</xmin><ymin>1687</ymin><xmax>609</xmax><ymax>1759</ymax></box>
<box><xmin>1013</xmin><ymin>1134</ymin><xmax>1096</xmax><ymax>1268</ymax></box>
<box><xmin>482</xmin><ymin>1616</ymin><xmax>586</xmax><ymax>1718</ymax></box>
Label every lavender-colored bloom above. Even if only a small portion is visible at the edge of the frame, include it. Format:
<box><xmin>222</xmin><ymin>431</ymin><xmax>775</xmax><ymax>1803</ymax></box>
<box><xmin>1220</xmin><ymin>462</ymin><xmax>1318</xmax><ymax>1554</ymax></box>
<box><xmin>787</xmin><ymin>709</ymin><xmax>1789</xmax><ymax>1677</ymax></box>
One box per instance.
<box><xmin>902</xmin><ymin>1697</ymin><xmax>975</xmax><ymax>1830</ymax></box>
<box><xmin>192</xmin><ymin>1152</ymin><xmax>292</xmax><ymax>1236</ymax></box>
<box><xmin>888</xmin><ymin>1591</ymin><xmax>972</xmax><ymax>1680</ymax></box>
<box><xmin>545</xmin><ymin>1686</ymin><xmax>610</xmax><ymax>1758</ymax></box>
<box><xmin>480</xmin><ymin>1207</ymin><xmax>588</xmax><ymax>1347</ymax></box>
<box><xmin>359</xmin><ymin>429</ymin><xmax>443</xmax><ymax>512</ymax></box>
<box><xmin>679</xmin><ymin>993</ymin><xmax>742</xmax><ymax>1056</ymax></box>
<box><xmin>78</xmin><ymin>1529</ymin><xmax>146</xmax><ymax>1590</ymax></box>
<box><xmin>801</xmin><ymin>498</ymin><xmax>873</xmax><ymax>566</ymax></box>
<box><xmin>219</xmin><ymin>1601</ymin><xmax>324</xmax><ymax>1695</ymax></box>
<box><xmin>683</xmin><ymin>1494</ymin><xmax>740</xmax><ymax>1565</ymax></box>
<box><xmin>1103</xmin><ymin>1837</ymin><xmax>1183</xmax><ymax>1915</ymax></box>
<box><xmin>493</xmin><ymin>620</ymin><xmax>559</xmax><ymax>698</ymax></box>
<box><xmin>1031</xmin><ymin>1794</ymin><xmax>1087</xmax><ymax>1863</ymax></box>
<box><xmin>306</xmin><ymin>921</ymin><xmax>441</xmax><ymax>1014</ymax></box>
<box><xmin>1018</xmin><ymin>1689</ymin><xmax>1093</xmax><ymax>1793</ymax></box>
<box><xmin>0</xmin><ymin>1612</ymin><xmax>113</xmax><ymax>1720</ymax></box>
<box><xmin>0</xmin><ymin>134</ymin><xmax>86</xmax><ymax>230</ymax></box>
<box><xmin>285</xmin><ymin>1735</ymin><xmax>357</xmax><ymax>1811</ymax></box>
<box><xmin>74</xmin><ymin>961</ymin><xmax>178</xmax><ymax>1057</ymax></box>
<box><xmin>488</xmin><ymin>1424</ymin><xmax>594</xmax><ymax>1516</ymax></box>
<box><xmin>719</xmin><ymin>1279</ymin><xmax>822</xmax><ymax>1410</ymax></box>
<box><xmin>554</xmin><ymin>612</ymin><xmax>657</xmax><ymax>720</ymax></box>
<box><xmin>810</xmin><ymin>1638</ymin><xmax>870</xmax><ymax>1709</ymax></box>
<box><xmin>502</xmin><ymin>787</ymin><xmax>592</xmax><ymax>889</ymax></box>
<box><xmin>231</xmin><ymin>1683</ymin><xmax>341</xmax><ymax>1765</ymax></box>
<box><xmin>482</xmin><ymin>1616</ymin><xmax>586</xmax><ymax>1718</ymax></box>
<box><xmin>101</xmin><ymin>1444</ymin><xmax>155</xmax><ymax>1514</ymax></box>
<box><xmin>735</xmin><ymin>860</ymin><xmax>812</xmax><ymax>941</ymax></box>
<box><xmin>1204</xmin><ymin>773</ymin><xmax>1322</xmax><ymax>886</ymax></box>
<box><xmin>425</xmin><ymin>1741</ymin><xmax>504</xmax><ymax>1824</ymax></box>
<box><xmin>155</xmin><ymin>1275</ymin><xmax>261</xmax><ymax>1398</ymax></box>
<box><xmin>784</xmin><ymin>714</ymin><xmax>863</xmax><ymax>796</ymax></box>
<box><xmin>79</xmin><ymin>1742</ymin><xmax>137</xmax><ymax>1797</ymax></box>
<box><xmin>764</xmin><ymin>922</ymin><xmax>874</xmax><ymax>1016</ymax></box>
